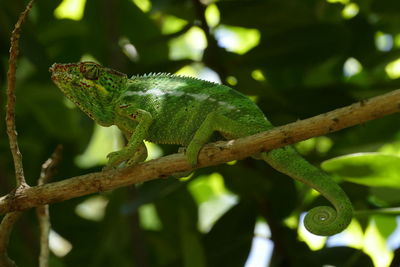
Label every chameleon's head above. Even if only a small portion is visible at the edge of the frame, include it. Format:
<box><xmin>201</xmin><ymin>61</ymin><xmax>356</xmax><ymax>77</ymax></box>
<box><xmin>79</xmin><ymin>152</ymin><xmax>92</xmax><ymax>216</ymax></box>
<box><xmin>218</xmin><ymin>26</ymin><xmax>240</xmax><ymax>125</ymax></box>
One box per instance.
<box><xmin>49</xmin><ymin>61</ymin><xmax>128</xmax><ymax>124</ymax></box>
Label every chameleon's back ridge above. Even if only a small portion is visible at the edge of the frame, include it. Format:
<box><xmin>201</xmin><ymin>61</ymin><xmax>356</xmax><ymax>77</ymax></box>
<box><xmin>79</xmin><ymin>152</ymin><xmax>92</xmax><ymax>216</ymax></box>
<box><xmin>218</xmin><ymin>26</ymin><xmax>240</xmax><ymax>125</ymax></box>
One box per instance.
<box><xmin>50</xmin><ymin>61</ymin><xmax>353</xmax><ymax>236</ymax></box>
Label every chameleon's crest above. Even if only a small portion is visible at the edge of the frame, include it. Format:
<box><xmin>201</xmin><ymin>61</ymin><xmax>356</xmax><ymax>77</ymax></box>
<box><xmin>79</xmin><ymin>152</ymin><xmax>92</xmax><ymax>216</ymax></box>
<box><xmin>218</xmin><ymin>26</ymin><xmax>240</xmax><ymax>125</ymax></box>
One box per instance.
<box><xmin>133</xmin><ymin>73</ymin><xmax>221</xmax><ymax>87</ymax></box>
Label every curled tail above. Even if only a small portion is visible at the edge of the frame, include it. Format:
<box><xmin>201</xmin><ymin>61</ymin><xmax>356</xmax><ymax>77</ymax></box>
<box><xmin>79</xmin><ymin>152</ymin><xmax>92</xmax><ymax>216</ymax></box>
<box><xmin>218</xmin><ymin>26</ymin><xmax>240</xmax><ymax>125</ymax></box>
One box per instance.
<box><xmin>262</xmin><ymin>146</ymin><xmax>353</xmax><ymax>236</ymax></box>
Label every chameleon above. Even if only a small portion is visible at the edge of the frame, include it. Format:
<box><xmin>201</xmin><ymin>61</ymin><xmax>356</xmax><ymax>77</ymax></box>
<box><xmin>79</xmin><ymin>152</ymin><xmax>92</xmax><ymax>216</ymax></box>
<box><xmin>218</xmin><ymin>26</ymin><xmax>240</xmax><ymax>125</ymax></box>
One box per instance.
<box><xmin>49</xmin><ymin>61</ymin><xmax>353</xmax><ymax>236</ymax></box>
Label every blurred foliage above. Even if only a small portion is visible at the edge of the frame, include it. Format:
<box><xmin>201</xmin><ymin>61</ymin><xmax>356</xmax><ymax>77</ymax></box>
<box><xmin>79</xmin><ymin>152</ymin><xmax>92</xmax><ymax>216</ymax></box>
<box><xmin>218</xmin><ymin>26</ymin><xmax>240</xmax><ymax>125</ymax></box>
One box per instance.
<box><xmin>1</xmin><ymin>0</ymin><xmax>400</xmax><ymax>266</ymax></box>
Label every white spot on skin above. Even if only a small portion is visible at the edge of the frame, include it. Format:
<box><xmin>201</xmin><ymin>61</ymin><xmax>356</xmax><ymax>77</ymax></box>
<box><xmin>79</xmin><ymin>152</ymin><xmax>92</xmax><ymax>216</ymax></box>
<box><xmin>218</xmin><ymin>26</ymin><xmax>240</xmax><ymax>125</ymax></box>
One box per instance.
<box><xmin>147</xmin><ymin>88</ymin><xmax>167</xmax><ymax>97</ymax></box>
<box><xmin>187</xmin><ymin>93</ymin><xmax>209</xmax><ymax>101</ymax></box>
<box><xmin>217</xmin><ymin>101</ymin><xmax>236</xmax><ymax>110</ymax></box>
<box><xmin>124</xmin><ymin>89</ymin><xmax>236</xmax><ymax>109</ymax></box>
<box><xmin>124</xmin><ymin>88</ymin><xmax>169</xmax><ymax>97</ymax></box>
<box><xmin>124</xmin><ymin>88</ymin><xmax>182</xmax><ymax>99</ymax></box>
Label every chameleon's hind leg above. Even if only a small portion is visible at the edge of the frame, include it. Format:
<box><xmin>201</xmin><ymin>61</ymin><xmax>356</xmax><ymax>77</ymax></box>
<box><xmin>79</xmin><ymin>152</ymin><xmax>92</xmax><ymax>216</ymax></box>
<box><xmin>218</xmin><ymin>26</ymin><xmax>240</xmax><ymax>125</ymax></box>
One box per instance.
<box><xmin>186</xmin><ymin>111</ymin><xmax>249</xmax><ymax>167</ymax></box>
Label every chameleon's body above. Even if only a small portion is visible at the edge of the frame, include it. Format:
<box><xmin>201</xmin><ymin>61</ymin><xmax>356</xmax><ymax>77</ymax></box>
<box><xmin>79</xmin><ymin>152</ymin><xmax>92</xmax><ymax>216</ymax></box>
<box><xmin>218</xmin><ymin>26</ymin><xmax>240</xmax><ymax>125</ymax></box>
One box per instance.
<box><xmin>50</xmin><ymin>62</ymin><xmax>353</xmax><ymax>236</ymax></box>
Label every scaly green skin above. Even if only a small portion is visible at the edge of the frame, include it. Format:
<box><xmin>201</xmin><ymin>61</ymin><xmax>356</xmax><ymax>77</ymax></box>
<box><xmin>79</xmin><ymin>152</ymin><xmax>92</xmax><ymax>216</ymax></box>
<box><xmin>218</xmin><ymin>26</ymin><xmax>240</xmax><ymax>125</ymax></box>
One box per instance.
<box><xmin>49</xmin><ymin>61</ymin><xmax>353</xmax><ymax>236</ymax></box>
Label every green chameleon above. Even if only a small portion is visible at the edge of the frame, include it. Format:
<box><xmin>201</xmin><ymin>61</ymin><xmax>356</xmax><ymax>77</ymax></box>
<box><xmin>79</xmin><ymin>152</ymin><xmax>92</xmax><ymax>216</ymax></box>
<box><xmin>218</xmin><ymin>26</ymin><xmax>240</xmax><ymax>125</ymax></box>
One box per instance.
<box><xmin>49</xmin><ymin>61</ymin><xmax>353</xmax><ymax>236</ymax></box>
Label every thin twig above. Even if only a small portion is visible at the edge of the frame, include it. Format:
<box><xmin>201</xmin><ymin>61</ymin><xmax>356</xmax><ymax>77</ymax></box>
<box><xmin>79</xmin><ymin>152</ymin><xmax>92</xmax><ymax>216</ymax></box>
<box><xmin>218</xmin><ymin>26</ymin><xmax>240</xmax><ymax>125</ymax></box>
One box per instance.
<box><xmin>0</xmin><ymin>212</ymin><xmax>22</xmax><ymax>267</ymax></box>
<box><xmin>0</xmin><ymin>1</ymin><xmax>35</xmax><ymax>266</ymax></box>
<box><xmin>0</xmin><ymin>88</ymin><xmax>399</xmax><ymax>213</ymax></box>
<box><xmin>354</xmin><ymin>207</ymin><xmax>400</xmax><ymax>217</ymax></box>
<box><xmin>6</xmin><ymin>0</ymin><xmax>34</xmax><ymax>188</ymax></box>
<box><xmin>36</xmin><ymin>145</ymin><xmax>63</xmax><ymax>267</ymax></box>
<box><xmin>38</xmin><ymin>145</ymin><xmax>63</xmax><ymax>186</ymax></box>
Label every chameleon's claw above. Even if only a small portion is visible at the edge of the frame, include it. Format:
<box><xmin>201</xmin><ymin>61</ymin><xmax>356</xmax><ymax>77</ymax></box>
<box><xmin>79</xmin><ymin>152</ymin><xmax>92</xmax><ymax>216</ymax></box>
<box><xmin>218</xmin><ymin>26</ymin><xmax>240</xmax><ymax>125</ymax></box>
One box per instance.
<box><xmin>102</xmin><ymin>164</ymin><xmax>116</xmax><ymax>171</ymax></box>
<box><xmin>105</xmin><ymin>151</ymin><xmax>127</xmax><ymax>170</ymax></box>
<box><xmin>105</xmin><ymin>147</ymin><xmax>147</xmax><ymax>170</ymax></box>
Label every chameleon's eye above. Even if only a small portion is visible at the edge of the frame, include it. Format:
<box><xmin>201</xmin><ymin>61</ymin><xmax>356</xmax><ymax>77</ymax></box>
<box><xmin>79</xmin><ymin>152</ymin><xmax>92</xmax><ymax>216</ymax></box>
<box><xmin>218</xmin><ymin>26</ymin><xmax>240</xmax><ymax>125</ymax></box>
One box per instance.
<box><xmin>81</xmin><ymin>62</ymin><xmax>100</xmax><ymax>80</ymax></box>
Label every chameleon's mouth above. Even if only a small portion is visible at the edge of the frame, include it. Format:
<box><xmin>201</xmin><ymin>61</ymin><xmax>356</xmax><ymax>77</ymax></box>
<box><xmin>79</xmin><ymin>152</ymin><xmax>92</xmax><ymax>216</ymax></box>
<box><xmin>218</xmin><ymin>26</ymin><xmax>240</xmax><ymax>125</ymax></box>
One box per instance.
<box><xmin>49</xmin><ymin>63</ymin><xmax>65</xmax><ymax>82</ymax></box>
<box><xmin>49</xmin><ymin>63</ymin><xmax>66</xmax><ymax>75</ymax></box>
<box><xmin>49</xmin><ymin>64</ymin><xmax>58</xmax><ymax>82</ymax></box>
<box><xmin>48</xmin><ymin>63</ymin><xmax>57</xmax><ymax>73</ymax></box>
<box><xmin>49</xmin><ymin>63</ymin><xmax>78</xmax><ymax>87</ymax></box>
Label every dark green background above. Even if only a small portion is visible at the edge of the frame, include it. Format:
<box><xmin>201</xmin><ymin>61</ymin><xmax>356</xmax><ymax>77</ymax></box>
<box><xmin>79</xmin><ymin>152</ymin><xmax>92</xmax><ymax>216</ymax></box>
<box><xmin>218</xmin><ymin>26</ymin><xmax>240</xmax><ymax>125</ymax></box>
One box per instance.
<box><xmin>1</xmin><ymin>0</ymin><xmax>400</xmax><ymax>266</ymax></box>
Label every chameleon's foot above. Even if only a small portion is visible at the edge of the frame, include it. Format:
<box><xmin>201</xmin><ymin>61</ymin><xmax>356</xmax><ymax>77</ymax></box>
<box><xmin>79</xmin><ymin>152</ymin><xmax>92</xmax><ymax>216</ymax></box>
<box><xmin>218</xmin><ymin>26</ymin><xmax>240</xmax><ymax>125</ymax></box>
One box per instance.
<box><xmin>104</xmin><ymin>145</ymin><xmax>147</xmax><ymax>170</ymax></box>
<box><xmin>104</xmin><ymin>150</ymin><xmax>129</xmax><ymax>170</ymax></box>
<box><xmin>126</xmin><ymin>153</ymin><xmax>147</xmax><ymax>166</ymax></box>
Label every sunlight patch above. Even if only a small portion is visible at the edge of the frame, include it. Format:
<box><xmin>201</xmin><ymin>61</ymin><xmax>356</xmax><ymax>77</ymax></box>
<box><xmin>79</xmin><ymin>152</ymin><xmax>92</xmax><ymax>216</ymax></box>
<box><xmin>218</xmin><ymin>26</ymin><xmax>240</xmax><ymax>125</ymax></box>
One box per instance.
<box><xmin>385</xmin><ymin>58</ymin><xmax>400</xmax><ymax>79</ymax></box>
<box><xmin>342</xmin><ymin>3</ymin><xmax>359</xmax><ymax>19</ymax></box>
<box><xmin>169</xmin><ymin>26</ymin><xmax>207</xmax><ymax>60</ymax></box>
<box><xmin>395</xmin><ymin>34</ymin><xmax>400</xmax><ymax>48</ymax></box>
<box><xmin>75</xmin><ymin>125</ymin><xmax>123</xmax><ymax>168</ymax></box>
<box><xmin>188</xmin><ymin>172</ymin><xmax>238</xmax><ymax>232</ymax></box>
<box><xmin>161</xmin><ymin>15</ymin><xmax>188</xmax><ymax>35</ymax></box>
<box><xmin>343</xmin><ymin>57</ymin><xmax>363</xmax><ymax>77</ymax></box>
<box><xmin>326</xmin><ymin>0</ymin><xmax>349</xmax><ymax>4</ymax></box>
<box><xmin>296</xmin><ymin>136</ymin><xmax>333</xmax><ymax>155</ymax></box>
<box><xmin>226</xmin><ymin>76</ymin><xmax>237</xmax><ymax>86</ymax></box>
<box><xmin>251</xmin><ymin>69</ymin><xmax>266</xmax><ymax>81</ymax></box>
<box><xmin>54</xmin><ymin>0</ymin><xmax>86</xmax><ymax>20</ymax></box>
<box><xmin>132</xmin><ymin>0</ymin><xmax>151</xmax><ymax>12</ymax></box>
<box><xmin>175</xmin><ymin>64</ymin><xmax>221</xmax><ymax>84</ymax></box>
<box><xmin>326</xmin><ymin>219</ymin><xmax>363</xmax><ymax>248</ymax></box>
<box><xmin>375</xmin><ymin>32</ymin><xmax>393</xmax><ymax>52</ymax></box>
<box><xmin>75</xmin><ymin>195</ymin><xmax>109</xmax><ymax>221</ymax></box>
<box><xmin>49</xmin><ymin>230</ymin><xmax>73</xmax><ymax>257</ymax></box>
<box><xmin>245</xmin><ymin>221</ymin><xmax>273</xmax><ymax>267</ymax></box>
<box><xmin>298</xmin><ymin>213</ymin><xmax>327</xmax><ymax>250</ymax></box>
<box><xmin>363</xmin><ymin>219</ymin><xmax>393</xmax><ymax>267</ymax></box>
<box><xmin>215</xmin><ymin>25</ymin><xmax>260</xmax><ymax>55</ymax></box>
<box><xmin>139</xmin><ymin>203</ymin><xmax>163</xmax><ymax>230</ymax></box>
<box><xmin>144</xmin><ymin>141</ymin><xmax>163</xmax><ymax>161</ymax></box>
<box><xmin>205</xmin><ymin>4</ymin><xmax>220</xmax><ymax>28</ymax></box>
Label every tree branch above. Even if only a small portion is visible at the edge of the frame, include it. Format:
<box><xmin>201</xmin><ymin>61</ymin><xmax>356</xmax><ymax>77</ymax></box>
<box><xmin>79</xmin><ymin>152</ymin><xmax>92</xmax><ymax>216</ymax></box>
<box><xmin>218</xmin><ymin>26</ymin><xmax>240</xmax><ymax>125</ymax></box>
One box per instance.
<box><xmin>0</xmin><ymin>88</ymin><xmax>398</xmax><ymax>213</ymax></box>
<box><xmin>0</xmin><ymin>1</ymin><xmax>34</xmax><ymax>266</ymax></box>
<box><xmin>6</xmin><ymin>0</ymin><xmax>34</xmax><ymax>188</ymax></box>
<box><xmin>0</xmin><ymin>212</ymin><xmax>21</xmax><ymax>267</ymax></box>
<box><xmin>36</xmin><ymin>145</ymin><xmax>63</xmax><ymax>267</ymax></box>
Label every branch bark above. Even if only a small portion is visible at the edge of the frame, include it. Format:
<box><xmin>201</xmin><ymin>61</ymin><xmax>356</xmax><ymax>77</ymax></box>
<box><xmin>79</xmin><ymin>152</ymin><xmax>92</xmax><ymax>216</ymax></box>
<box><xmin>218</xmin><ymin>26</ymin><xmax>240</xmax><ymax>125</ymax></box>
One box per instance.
<box><xmin>6</xmin><ymin>0</ymin><xmax>34</xmax><ymax>188</ymax></box>
<box><xmin>0</xmin><ymin>88</ymin><xmax>399</xmax><ymax>214</ymax></box>
<box><xmin>0</xmin><ymin>212</ymin><xmax>21</xmax><ymax>267</ymax></box>
<box><xmin>36</xmin><ymin>145</ymin><xmax>62</xmax><ymax>267</ymax></box>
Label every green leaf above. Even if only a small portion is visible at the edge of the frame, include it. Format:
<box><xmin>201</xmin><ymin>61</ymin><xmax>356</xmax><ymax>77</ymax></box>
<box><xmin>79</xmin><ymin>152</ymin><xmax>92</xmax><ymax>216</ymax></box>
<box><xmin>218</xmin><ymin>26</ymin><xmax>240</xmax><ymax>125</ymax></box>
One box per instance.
<box><xmin>370</xmin><ymin>187</ymin><xmax>400</xmax><ymax>205</ymax></box>
<box><xmin>315</xmin><ymin>247</ymin><xmax>374</xmax><ymax>267</ymax></box>
<box><xmin>321</xmin><ymin>152</ymin><xmax>400</xmax><ymax>187</ymax></box>
<box><xmin>373</xmin><ymin>215</ymin><xmax>397</xmax><ymax>239</ymax></box>
<box><xmin>204</xmin><ymin>201</ymin><xmax>256</xmax><ymax>267</ymax></box>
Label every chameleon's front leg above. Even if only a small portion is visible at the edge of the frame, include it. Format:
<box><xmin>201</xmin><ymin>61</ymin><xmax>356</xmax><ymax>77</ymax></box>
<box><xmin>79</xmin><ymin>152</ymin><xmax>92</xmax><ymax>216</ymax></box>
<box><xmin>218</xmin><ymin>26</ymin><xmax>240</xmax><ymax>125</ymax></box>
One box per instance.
<box><xmin>105</xmin><ymin>108</ymin><xmax>153</xmax><ymax>169</ymax></box>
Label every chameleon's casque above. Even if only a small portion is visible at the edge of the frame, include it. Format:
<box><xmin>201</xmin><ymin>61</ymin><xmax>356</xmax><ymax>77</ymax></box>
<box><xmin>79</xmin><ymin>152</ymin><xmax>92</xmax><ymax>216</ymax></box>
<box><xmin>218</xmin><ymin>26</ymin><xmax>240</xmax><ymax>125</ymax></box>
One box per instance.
<box><xmin>50</xmin><ymin>61</ymin><xmax>353</xmax><ymax>236</ymax></box>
